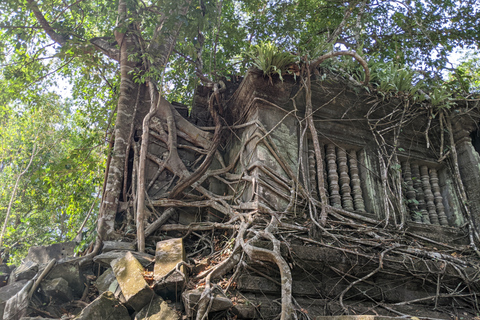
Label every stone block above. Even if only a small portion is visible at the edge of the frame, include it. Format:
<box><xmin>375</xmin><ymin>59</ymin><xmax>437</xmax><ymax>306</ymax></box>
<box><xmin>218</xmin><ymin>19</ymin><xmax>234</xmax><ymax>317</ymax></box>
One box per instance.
<box><xmin>25</xmin><ymin>242</ymin><xmax>76</xmax><ymax>264</ymax></box>
<box><xmin>102</xmin><ymin>241</ymin><xmax>136</xmax><ymax>253</ymax></box>
<box><xmin>94</xmin><ymin>250</ymin><xmax>154</xmax><ymax>267</ymax></box>
<box><xmin>134</xmin><ymin>295</ymin><xmax>179</xmax><ymax>320</ymax></box>
<box><xmin>40</xmin><ymin>277</ymin><xmax>74</xmax><ymax>303</ymax></box>
<box><xmin>0</xmin><ymin>264</ymin><xmax>12</xmax><ymax>288</ymax></box>
<box><xmin>231</xmin><ymin>304</ymin><xmax>256</xmax><ymax>319</ymax></box>
<box><xmin>238</xmin><ymin>274</ymin><xmax>326</xmax><ymax>296</ymax></box>
<box><xmin>107</xmin><ymin>279</ymin><xmax>126</xmax><ymax>304</ymax></box>
<box><xmin>315</xmin><ymin>317</ymin><xmax>400</xmax><ymax>320</ymax></box>
<box><xmin>111</xmin><ymin>251</ymin><xmax>154</xmax><ymax>311</ymax></box>
<box><xmin>0</xmin><ymin>280</ymin><xmax>28</xmax><ymax>318</ymax></box>
<box><xmin>45</xmin><ymin>261</ymin><xmax>85</xmax><ymax>298</ymax></box>
<box><xmin>3</xmin><ymin>280</ymin><xmax>33</xmax><ymax>320</ymax></box>
<box><xmin>74</xmin><ymin>291</ymin><xmax>130</xmax><ymax>320</ymax></box>
<box><xmin>153</xmin><ymin>238</ymin><xmax>186</xmax><ymax>293</ymax></box>
<box><xmin>95</xmin><ymin>268</ymin><xmax>115</xmax><ymax>295</ymax></box>
<box><xmin>11</xmin><ymin>261</ymin><xmax>38</xmax><ymax>282</ymax></box>
<box><xmin>182</xmin><ymin>288</ymin><xmax>232</xmax><ymax>317</ymax></box>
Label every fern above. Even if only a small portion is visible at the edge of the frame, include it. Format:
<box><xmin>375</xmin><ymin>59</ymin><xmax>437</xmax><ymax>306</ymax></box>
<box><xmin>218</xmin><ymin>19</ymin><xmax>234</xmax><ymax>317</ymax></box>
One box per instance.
<box><xmin>246</xmin><ymin>42</ymin><xmax>296</xmax><ymax>82</ymax></box>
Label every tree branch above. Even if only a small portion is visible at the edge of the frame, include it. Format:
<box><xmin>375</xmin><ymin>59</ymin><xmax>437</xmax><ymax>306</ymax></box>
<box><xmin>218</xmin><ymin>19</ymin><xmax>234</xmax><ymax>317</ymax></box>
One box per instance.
<box><xmin>0</xmin><ymin>143</ymin><xmax>37</xmax><ymax>249</ymax></box>
<box><xmin>90</xmin><ymin>37</ymin><xmax>120</xmax><ymax>61</ymax></box>
<box><xmin>26</xmin><ymin>0</ymin><xmax>67</xmax><ymax>46</ymax></box>
<box><xmin>310</xmin><ymin>50</ymin><xmax>370</xmax><ymax>85</ymax></box>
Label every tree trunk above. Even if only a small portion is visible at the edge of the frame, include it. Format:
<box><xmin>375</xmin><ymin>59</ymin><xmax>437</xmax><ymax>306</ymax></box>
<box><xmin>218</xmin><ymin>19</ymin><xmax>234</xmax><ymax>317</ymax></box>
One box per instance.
<box><xmin>98</xmin><ymin>0</ymin><xmax>141</xmax><ymax>240</ymax></box>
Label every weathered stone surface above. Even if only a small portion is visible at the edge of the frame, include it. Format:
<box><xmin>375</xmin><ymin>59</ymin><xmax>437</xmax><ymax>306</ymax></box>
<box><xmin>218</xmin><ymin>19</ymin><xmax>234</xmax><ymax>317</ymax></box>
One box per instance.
<box><xmin>0</xmin><ymin>280</ymin><xmax>28</xmax><ymax>319</ymax></box>
<box><xmin>154</xmin><ymin>238</ymin><xmax>185</xmax><ymax>279</ymax></box>
<box><xmin>111</xmin><ymin>251</ymin><xmax>154</xmax><ymax>311</ymax></box>
<box><xmin>11</xmin><ymin>261</ymin><xmax>38</xmax><ymax>282</ymax></box>
<box><xmin>95</xmin><ymin>268</ymin><xmax>116</xmax><ymax>295</ymax></box>
<box><xmin>20</xmin><ymin>317</ymin><xmax>59</xmax><ymax>320</ymax></box>
<box><xmin>45</xmin><ymin>261</ymin><xmax>84</xmax><ymax>298</ymax></box>
<box><xmin>231</xmin><ymin>304</ymin><xmax>256</xmax><ymax>319</ymax></box>
<box><xmin>94</xmin><ymin>250</ymin><xmax>154</xmax><ymax>267</ymax></box>
<box><xmin>102</xmin><ymin>241</ymin><xmax>136</xmax><ymax>253</ymax></box>
<box><xmin>0</xmin><ymin>264</ymin><xmax>12</xmax><ymax>288</ymax></box>
<box><xmin>40</xmin><ymin>277</ymin><xmax>74</xmax><ymax>303</ymax></box>
<box><xmin>234</xmin><ymin>293</ymin><xmax>450</xmax><ymax>319</ymax></box>
<box><xmin>153</xmin><ymin>238</ymin><xmax>186</xmax><ymax>293</ymax></box>
<box><xmin>182</xmin><ymin>288</ymin><xmax>233</xmax><ymax>317</ymax></box>
<box><xmin>25</xmin><ymin>242</ymin><xmax>76</xmax><ymax>264</ymax></box>
<box><xmin>134</xmin><ymin>295</ymin><xmax>179</xmax><ymax>320</ymax></box>
<box><xmin>74</xmin><ymin>291</ymin><xmax>130</xmax><ymax>320</ymax></box>
<box><xmin>315</xmin><ymin>317</ymin><xmax>401</xmax><ymax>320</ymax></box>
<box><xmin>107</xmin><ymin>279</ymin><xmax>127</xmax><ymax>304</ymax></box>
<box><xmin>237</xmin><ymin>274</ymin><xmax>432</xmax><ymax>304</ymax></box>
<box><xmin>3</xmin><ymin>280</ymin><xmax>32</xmax><ymax>320</ymax></box>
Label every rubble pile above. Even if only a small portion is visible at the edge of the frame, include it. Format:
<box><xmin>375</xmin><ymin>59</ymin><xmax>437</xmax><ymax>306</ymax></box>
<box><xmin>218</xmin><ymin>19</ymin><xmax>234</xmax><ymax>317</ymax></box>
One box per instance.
<box><xmin>0</xmin><ymin>240</ymin><xmax>204</xmax><ymax>320</ymax></box>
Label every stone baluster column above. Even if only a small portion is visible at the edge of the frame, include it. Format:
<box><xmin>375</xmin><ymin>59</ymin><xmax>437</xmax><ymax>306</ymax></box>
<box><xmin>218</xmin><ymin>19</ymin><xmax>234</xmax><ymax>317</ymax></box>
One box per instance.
<box><xmin>326</xmin><ymin>144</ymin><xmax>341</xmax><ymax>208</ymax></box>
<box><xmin>429</xmin><ymin>168</ymin><xmax>449</xmax><ymax>226</ymax></box>
<box><xmin>348</xmin><ymin>150</ymin><xmax>365</xmax><ymax>212</ymax></box>
<box><xmin>308</xmin><ymin>149</ymin><xmax>318</xmax><ymax>200</ymax></box>
<box><xmin>411</xmin><ymin>163</ymin><xmax>430</xmax><ymax>224</ymax></box>
<box><xmin>337</xmin><ymin>148</ymin><xmax>354</xmax><ymax>211</ymax></box>
<box><xmin>420</xmin><ymin>165</ymin><xmax>440</xmax><ymax>225</ymax></box>
<box><xmin>401</xmin><ymin>161</ymin><xmax>422</xmax><ymax>222</ymax></box>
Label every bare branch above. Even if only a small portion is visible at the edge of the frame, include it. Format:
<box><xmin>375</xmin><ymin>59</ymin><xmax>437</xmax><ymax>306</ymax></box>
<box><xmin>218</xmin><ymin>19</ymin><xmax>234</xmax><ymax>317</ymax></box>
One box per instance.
<box><xmin>310</xmin><ymin>50</ymin><xmax>370</xmax><ymax>84</ymax></box>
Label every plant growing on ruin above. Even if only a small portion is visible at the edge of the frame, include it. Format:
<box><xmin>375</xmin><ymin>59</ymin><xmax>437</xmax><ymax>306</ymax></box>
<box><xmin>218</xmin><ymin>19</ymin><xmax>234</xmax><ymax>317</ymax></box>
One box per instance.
<box><xmin>245</xmin><ymin>41</ymin><xmax>297</xmax><ymax>82</ymax></box>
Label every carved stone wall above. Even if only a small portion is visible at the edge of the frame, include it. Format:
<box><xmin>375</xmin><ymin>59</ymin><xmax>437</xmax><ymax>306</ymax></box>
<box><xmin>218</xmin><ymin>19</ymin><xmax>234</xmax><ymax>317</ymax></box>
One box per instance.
<box><xmin>165</xmin><ymin>71</ymin><xmax>480</xmax><ymax>319</ymax></box>
<box><xmin>225</xmin><ymin>71</ymin><xmax>472</xmax><ymax>232</ymax></box>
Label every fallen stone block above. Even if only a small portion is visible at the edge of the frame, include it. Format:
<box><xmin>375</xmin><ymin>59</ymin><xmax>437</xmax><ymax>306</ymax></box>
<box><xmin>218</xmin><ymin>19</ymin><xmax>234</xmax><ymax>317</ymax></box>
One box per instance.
<box><xmin>0</xmin><ymin>280</ymin><xmax>29</xmax><ymax>319</ymax></box>
<box><xmin>182</xmin><ymin>288</ymin><xmax>233</xmax><ymax>318</ymax></box>
<box><xmin>95</xmin><ymin>268</ymin><xmax>116</xmax><ymax>295</ymax></box>
<box><xmin>94</xmin><ymin>250</ymin><xmax>154</xmax><ymax>267</ymax></box>
<box><xmin>107</xmin><ymin>279</ymin><xmax>127</xmax><ymax>304</ymax></box>
<box><xmin>74</xmin><ymin>291</ymin><xmax>130</xmax><ymax>320</ymax></box>
<box><xmin>11</xmin><ymin>261</ymin><xmax>38</xmax><ymax>283</ymax></box>
<box><xmin>25</xmin><ymin>242</ymin><xmax>76</xmax><ymax>264</ymax></box>
<box><xmin>40</xmin><ymin>277</ymin><xmax>74</xmax><ymax>303</ymax></box>
<box><xmin>3</xmin><ymin>280</ymin><xmax>33</xmax><ymax>320</ymax></box>
<box><xmin>111</xmin><ymin>251</ymin><xmax>154</xmax><ymax>311</ymax></box>
<box><xmin>102</xmin><ymin>241</ymin><xmax>136</xmax><ymax>253</ymax></box>
<box><xmin>45</xmin><ymin>261</ymin><xmax>85</xmax><ymax>298</ymax></box>
<box><xmin>134</xmin><ymin>294</ymin><xmax>179</xmax><ymax>320</ymax></box>
<box><xmin>0</xmin><ymin>264</ymin><xmax>12</xmax><ymax>288</ymax></box>
<box><xmin>153</xmin><ymin>238</ymin><xmax>186</xmax><ymax>294</ymax></box>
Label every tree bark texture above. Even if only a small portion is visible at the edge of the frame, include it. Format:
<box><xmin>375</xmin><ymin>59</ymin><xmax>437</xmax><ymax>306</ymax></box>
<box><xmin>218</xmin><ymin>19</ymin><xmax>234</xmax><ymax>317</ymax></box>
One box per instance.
<box><xmin>99</xmin><ymin>0</ymin><xmax>140</xmax><ymax>240</ymax></box>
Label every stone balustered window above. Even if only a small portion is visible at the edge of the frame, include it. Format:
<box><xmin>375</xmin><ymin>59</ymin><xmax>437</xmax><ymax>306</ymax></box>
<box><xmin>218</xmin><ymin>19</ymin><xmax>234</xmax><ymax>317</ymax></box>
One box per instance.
<box><xmin>312</xmin><ymin>143</ymin><xmax>366</xmax><ymax>213</ymax></box>
<box><xmin>400</xmin><ymin>161</ymin><xmax>455</xmax><ymax>226</ymax></box>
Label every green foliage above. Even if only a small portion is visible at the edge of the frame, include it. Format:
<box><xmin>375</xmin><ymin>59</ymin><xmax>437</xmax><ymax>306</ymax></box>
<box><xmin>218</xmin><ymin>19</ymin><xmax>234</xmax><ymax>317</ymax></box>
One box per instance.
<box><xmin>370</xmin><ymin>62</ymin><xmax>421</xmax><ymax>96</ymax></box>
<box><xmin>245</xmin><ymin>42</ymin><xmax>296</xmax><ymax>82</ymax></box>
<box><xmin>0</xmin><ymin>92</ymin><xmax>104</xmax><ymax>264</ymax></box>
<box><xmin>446</xmin><ymin>52</ymin><xmax>480</xmax><ymax>95</ymax></box>
<box><xmin>429</xmin><ymin>86</ymin><xmax>454</xmax><ymax>109</ymax></box>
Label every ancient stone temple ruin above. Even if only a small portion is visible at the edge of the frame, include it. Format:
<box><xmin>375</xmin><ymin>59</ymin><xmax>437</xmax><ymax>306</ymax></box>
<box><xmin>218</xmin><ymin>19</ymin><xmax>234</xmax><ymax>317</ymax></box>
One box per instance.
<box><xmin>139</xmin><ymin>69</ymin><xmax>480</xmax><ymax>319</ymax></box>
<box><xmin>2</xmin><ymin>70</ymin><xmax>480</xmax><ymax>320</ymax></box>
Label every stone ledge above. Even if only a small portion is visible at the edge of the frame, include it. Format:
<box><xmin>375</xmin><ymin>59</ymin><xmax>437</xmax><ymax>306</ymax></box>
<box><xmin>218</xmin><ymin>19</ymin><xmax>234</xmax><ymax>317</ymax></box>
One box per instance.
<box><xmin>315</xmin><ymin>317</ymin><xmax>407</xmax><ymax>320</ymax></box>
